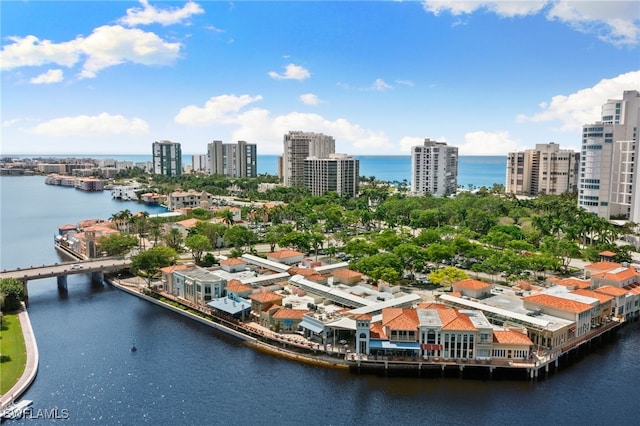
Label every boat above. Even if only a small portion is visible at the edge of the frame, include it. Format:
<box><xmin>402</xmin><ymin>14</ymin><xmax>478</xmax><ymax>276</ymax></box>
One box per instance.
<box><xmin>1</xmin><ymin>399</ymin><xmax>33</xmax><ymax>419</ymax></box>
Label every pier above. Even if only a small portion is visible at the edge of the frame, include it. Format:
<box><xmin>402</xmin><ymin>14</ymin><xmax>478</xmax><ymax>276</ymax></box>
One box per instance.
<box><xmin>345</xmin><ymin>318</ymin><xmax>623</xmax><ymax>380</ymax></box>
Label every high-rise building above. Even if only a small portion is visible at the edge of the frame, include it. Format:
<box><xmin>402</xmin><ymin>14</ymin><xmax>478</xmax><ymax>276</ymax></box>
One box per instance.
<box><xmin>191</xmin><ymin>155</ymin><xmax>209</xmax><ymax>174</ymax></box>
<box><xmin>304</xmin><ymin>154</ymin><xmax>360</xmax><ymax>197</ymax></box>
<box><xmin>578</xmin><ymin>90</ymin><xmax>639</xmax><ymax>222</ymax></box>
<box><xmin>152</xmin><ymin>140</ymin><xmax>182</xmax><ymax>176</ymax></box>
<box><xmin>410</xmin><ymin>139</ymin><xmax>458</xmax><ymax>196</ymax></box>
<box><xmin>207</xmin><ymin>140</ymin><xmax>257</xmax><ymax>178</ymax></box>
<box><xmin>506</xmin><ymin>143</ymin><xmax>579</xmax><ymax>196</ymax></box>
<box><xmin>283</xmin><ymin>131</ymin><xmax>335</xmax><ymax>187</ymax></box>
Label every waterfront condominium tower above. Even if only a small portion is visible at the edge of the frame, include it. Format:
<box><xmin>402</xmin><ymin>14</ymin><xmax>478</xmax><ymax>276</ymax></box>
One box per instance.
<box><xmin>410</xmin><ymin>138</ymin><xmax>458</xmax><ymax>196</ymax></box>
<box><xmin>578</xmin><ymin>90</ymin><xmax>640</xmax><ymax>222</ymax></box>
<box><xmin>506</xmin><ymin>142</ymin><xmax>580</xmax><ymax>197</ymax></box>
<box><xmin>152</xmin><ymin>140</ymin><xmax>182</xmax><ymax>176</ymax></box>
<box><xmin>304</xmin><ymin>154</ymin><xmax>360</xmax><ymax>197</ymax></box>
<box><xmin>283</xmin><ymin>131</ymin><xmax>335</xmax><ymax>187</ymax></box>
<box><xmin>207</xmin><ymin>140</ymin><xmax>258</xmax><ymax>178</ymax></box>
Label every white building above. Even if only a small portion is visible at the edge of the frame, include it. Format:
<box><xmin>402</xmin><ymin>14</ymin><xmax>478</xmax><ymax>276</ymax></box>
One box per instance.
<box><xmin>578</xmin><ymin>90</ymin><xmax>640</xmax><ymax>222</ymax></box>
<box><xmin>152</xmin><ymin>140</ymin><xmax>182</xmax><ymax>177</ymax></box>
<box><xmin>303</xmin><ymin>153</ymin><xmax>360</xmax><ymax>197</ymax></box>
<box><xmin>283</xmin><ymin>131</ymin><xmax>335</xmax><ymax>187</ymax></box>
<box><xmin>207</xmin><ymin>140</ymin><xmax>257</xmax><ymax>178</ymax></box>
<box><xmin>191</xmin><ymin>154</ymin><xmax>209</xmax><ymax>174</ymax></box>
<box><xmin>410</xmin><ymin>138</ymin><xmax>458</xmax><ymax>196</ymax></box>
<box><xmin>506</xmin><ymin>142</ymin><xmax>580</xmax><ymax>196</ymax></box>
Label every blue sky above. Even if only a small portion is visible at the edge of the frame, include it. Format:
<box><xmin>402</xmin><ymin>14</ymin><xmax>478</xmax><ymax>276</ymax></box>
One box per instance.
<box><xmin>1</xmin><ymin>1</ymin><xmax>639</xmax><ymax>156</ymax></box>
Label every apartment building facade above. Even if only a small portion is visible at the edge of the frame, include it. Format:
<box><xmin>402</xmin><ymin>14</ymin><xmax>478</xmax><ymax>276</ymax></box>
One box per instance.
<box><xmin>283</xmin><ymin>131</ymin><xmax>335</xmax><ymax>187</ymax></box>
<box><xmin>506</xmin><ymin>142</ymin><xmax>579</xmax><ymax>196</ymax></box>
<box><xmin>410</xmin><ymin>138</ymin><xmax>458</xmax><ymax>196</ymax></box>
<box><xmin>578</xmin><ymin>90</ymin><xmax>639</xmax><ymax>221</ymax></box>
<box><xmin>207</xmin><ymin>140</ymin><xmax>257</xmax><ymax>178</ymax></box>
<box><xmin>303</xmin><ymin>153</ymin><xmax>360</xmax><ymax>197</ymax></box>
<box><xmin>152</xmin><ymin>140</ymin><xmax>182</xmax><ymax>176</ymax></box>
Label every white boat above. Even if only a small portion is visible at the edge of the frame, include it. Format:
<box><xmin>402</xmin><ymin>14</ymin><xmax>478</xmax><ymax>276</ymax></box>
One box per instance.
<box><xmin>1</xmin><ymin>399</ymin><xmax>33</xmax><ymax>419</ymax></box>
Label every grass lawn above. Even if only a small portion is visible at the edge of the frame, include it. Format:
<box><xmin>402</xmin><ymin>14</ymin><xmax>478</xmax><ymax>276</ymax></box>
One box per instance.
<box><xmin>0</xmin><ymin>313</ymin><xmax>27</xmax><ymax>395</ymax></box>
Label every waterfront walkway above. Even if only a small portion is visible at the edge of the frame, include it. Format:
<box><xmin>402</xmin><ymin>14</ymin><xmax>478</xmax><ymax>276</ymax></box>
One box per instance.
<box><xmin>0</xmin><ymin>304</ymin><xmax>39</xmax><ymax>410</ymax></box>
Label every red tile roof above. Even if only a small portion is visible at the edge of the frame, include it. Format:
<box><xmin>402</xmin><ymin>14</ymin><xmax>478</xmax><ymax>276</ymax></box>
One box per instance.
<box><xmin>249</xmin><ymin>291</ymin><xmax>283</xmax><ymax>304</ymax></box>
<box><xmin>272</xmin><ymin>308</ymin><xmax>308</xmax><ymax>319</ymax></box>
<box><xmin>225</xmin><ymin>279</ymin><xmax>253</xmax><ymax>294</ymax></box>
<box><xmin>556</xmin><ymin>277</ymin><xmax>592</xmax><ymax>289</ymax></box>
<box><xmin>493</xmin><ymin>330</ymin><xmax>533</xmax><ymax>345</ymax></box>
<box><xmin>585</xmin><ymin>261</ymin><xmax>621</xmax><ymax>271</ymax></box>
<box><xmin>595</xmin><ymin>285</ymin><xmax>629</xmax><ymax>296</ymax></box>
<box><xmin>268</xmin><ymin>249</ymin><xmax>304</xmax><ymax>259</ymax></box>
<box><xmin>571</xmin><ymin>289</ymin><xmax>614</xmax><ymax>303</ymax></box>
<box><xmin>454</xmin><ymin>278</ymin><xmax>491</xmax><ymax>290</ymax></box>
<box><xmin>220</xmin><ymin>258</ymin><xmax>246</xmax><ymax>266</ymax></box>
<box><xmin>384</xmin><ymin>308</ymin><xmax>419</xmax><ymax>330</ymax></box>
<box><xmin>160</xmin><ymin>264</ymin><xmax>190</xmax><ymax>273</ymax></box>
<box><xmin>524</xmin><ymin>293</ymin><xmax>592</xmax><ymax>313</ymax></box>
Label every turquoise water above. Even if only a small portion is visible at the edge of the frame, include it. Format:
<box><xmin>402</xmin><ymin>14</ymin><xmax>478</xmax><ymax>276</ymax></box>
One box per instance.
<box><xmin>17</xmin><ymin>154</ymin><xmax>507</xmax><ymax>189</ymax></box>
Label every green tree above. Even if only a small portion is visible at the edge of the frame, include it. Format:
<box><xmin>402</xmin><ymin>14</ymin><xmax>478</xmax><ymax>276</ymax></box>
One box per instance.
<box><xmin>97</xmin><ymin>233</ymin><xmax>139</xmax><ymax>256</ymax></box>
<box><xmin>224</xmin><ymin>225</ymin><xmax>257</xmax><ymax>252</ymax></box>
<box><xmin>130</xmin><ymin>246</ymin><xmax>177</xmax><ymax>286</ymax></box>
<box><xmin>185</xmin><ymin>234</ymin><xmax>212</xmax><ymax>264</ymax></box>
<box><xmin>109</xmin><ymin>209</ymin><xmax>133</xmax><ymax>233</ymax></box>
<box><xmin>0</xmin><ymin>278</ymin><xmax>27</xmax><ymax>312</ymax></box>
<box><xmin>428</xmin><ymin>267</ymin><xmax>469</xmax><ymax>289</ymax></box>
<box><xmin>164</xmin><ymin>227</ymin><xmax>184</xmax><ymax>251</ymax></box>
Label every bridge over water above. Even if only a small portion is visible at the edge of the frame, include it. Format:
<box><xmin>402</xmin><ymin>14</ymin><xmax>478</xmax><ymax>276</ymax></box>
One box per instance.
<box><xmin>0</xmin><ymin>258</ymin><xmax>131</xmax><ymax>300</ymax></box>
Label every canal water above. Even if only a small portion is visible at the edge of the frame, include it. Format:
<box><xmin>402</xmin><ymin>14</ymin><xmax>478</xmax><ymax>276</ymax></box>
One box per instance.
<box><xmin>1</xmin><ymin>176</ymin><xmax>639</xmax><ymax>425</ymax></box>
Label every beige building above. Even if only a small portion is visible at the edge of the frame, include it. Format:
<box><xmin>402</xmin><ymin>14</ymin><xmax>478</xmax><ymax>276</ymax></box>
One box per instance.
<box><xmin>410</xmin><ymin>138</ymin><xmax>458</xmax><ymax>196</ymax></box>
<box><xmin>506</xmin><ymin>142</ymin><xmax>579</xmax><ymax>196</ymax></box>
<box><xmin>578</xmin><ymin>90</ymin><xmax>640</xmax><ymax>221</ymax></box>
<box><xmin>282</xmin><ymin>131</ymin><xmax>335</xmax><ymax>187</ymax></box>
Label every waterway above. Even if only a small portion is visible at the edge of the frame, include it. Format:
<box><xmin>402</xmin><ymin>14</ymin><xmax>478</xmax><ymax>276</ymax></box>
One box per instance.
<box><xmin>1</xmin><ymin>176</ymin><xmax>639</xmax><ymax>425</ymax></box>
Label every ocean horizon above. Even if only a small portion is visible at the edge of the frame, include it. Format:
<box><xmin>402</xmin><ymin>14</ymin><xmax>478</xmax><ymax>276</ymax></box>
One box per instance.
<box><xmin>6</xmin><ymin>154</ymin><xmax>507</xmax><ymax>189</ymax></box>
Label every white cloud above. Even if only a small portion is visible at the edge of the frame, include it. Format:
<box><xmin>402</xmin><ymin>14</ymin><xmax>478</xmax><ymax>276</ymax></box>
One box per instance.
<box><xmin>30</xmin><ymin>69</ymin><xmax>64</xmax><ymax>84</ymax></box>
<box><xmin>174</xmin><ymin>94</ymin><xmax>264</xmax><ymax>125</ymax></box>
<box><xmin>31</xmin><ymin>113</ymin><xmax>149</xmax><ymax>137</ymax></box>
<box><xmin>458</xmin><ymin>130</ymin><xmax>526</xmax><ymax>155</ymax></box>
<box><xmin>422</xmin><ymin>1</ymin><xmax>640</xmax><ymax>46</ymax></box>
<box><xmin>79</xmin><ymin>25</ymin><xmax>182</xmax><ymax>78</ymax></box>
<box><xmin>372</xmin><ymin>78</ymin><xmax>392</xmax><ymax>91</ymax></box>
<box><xmin>547</xmin><ymin>2</ymin><xmax>640</xmax><ymax>46</ymax></box>
<box><xmin>174</xmin><ymin>93</ymin><xmax>392</xmax><ymax>153</ymax></box>
<box><xmin>300</xmin><ymin>93</ymin><xmax>321</xmax><ymax>105</ymax></box>
<box><xmin>399</xmin><ymin>136</ymin><xmax>427</xmax><ymax>153</ymax></box>
<box><xmin>268</xmin><ymin>64</ymin><xmax>311</xmax><ymax>80</ymax></box>
<box><xmin>119</xmin><ymin>0</ymin><xmax>204</xmax><ymax>27</ymax></box>
<box><xmin>395</xmin><ymin>80</ymin><xmax>415</xmax><ymax>87</ymax></box>
<box><xmin>0</xmin><ymin>35</ymin><xmax>81</xmax><ymax>70</ymax></box>
<box><xmin>457</xmin><ymin>130</ymin><xmax>531</xmax><ymax>155</ymax></box>
<box><xmin>517</xmin><ymin>70</ymin><xmax>640</xmax><ymax>131</ymax></box>
<box><xmin>1</xmin><ymin>26</ymin><xmax>182</xmax><ymax>78</ymax></box>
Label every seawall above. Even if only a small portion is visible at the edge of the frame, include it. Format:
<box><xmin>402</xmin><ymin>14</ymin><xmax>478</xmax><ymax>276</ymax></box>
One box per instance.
<box><xmin>0</xmin><ymin>304</ymin><xmax>40</xmax><ymax>410</ymax></box>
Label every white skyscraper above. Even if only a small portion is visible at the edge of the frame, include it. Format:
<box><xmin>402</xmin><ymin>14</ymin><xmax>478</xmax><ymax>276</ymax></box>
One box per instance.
<box><xmin>283</xmin><ymin>131</ymin><xmax>335</xmax><ymax>187</ymax></box>
<box><xmin>304</xmin><ymin>154</ymin><xmax>360</xmax><ymax>197</ymax></box>
<box><xmin>411</xmin><ymin>139</ymin><xmax>458</xmax><ymax>196</ymax></box>
<box><xmin>578</xmin><ymin>90</ymin><xmax>639</xmax><ymax>222</ymax></box>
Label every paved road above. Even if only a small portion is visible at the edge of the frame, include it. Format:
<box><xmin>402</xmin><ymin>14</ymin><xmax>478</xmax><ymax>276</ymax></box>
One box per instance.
<box><xmin>0</xmin><ymin>258</ymin><xmax>131</xmax><ymax>281</ymax></box>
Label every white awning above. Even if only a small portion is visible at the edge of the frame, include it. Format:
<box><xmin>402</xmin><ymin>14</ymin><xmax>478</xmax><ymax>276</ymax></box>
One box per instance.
<box><xmin>299</xmin><ymin>320</ymin><xmax>324</xmax><ymax>334</ymax></box>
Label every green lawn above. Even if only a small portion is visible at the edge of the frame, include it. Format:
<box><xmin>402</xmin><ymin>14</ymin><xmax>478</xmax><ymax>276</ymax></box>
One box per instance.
<box><xmin>0</xmin><ymin>313</ymin><xmax>27</xmax><ymax>395</ymax></box>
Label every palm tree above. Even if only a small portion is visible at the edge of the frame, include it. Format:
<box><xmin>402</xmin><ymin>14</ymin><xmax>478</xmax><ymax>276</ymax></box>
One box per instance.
<box><xmin>109</xmin><ymin>209</ymin><xmax>132</xmax><ymax>233</ymax></box>
<box><xmin>220</xmin><ymin>209</ymin><xmax>235</xmax><ymax>228</ymax></box>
